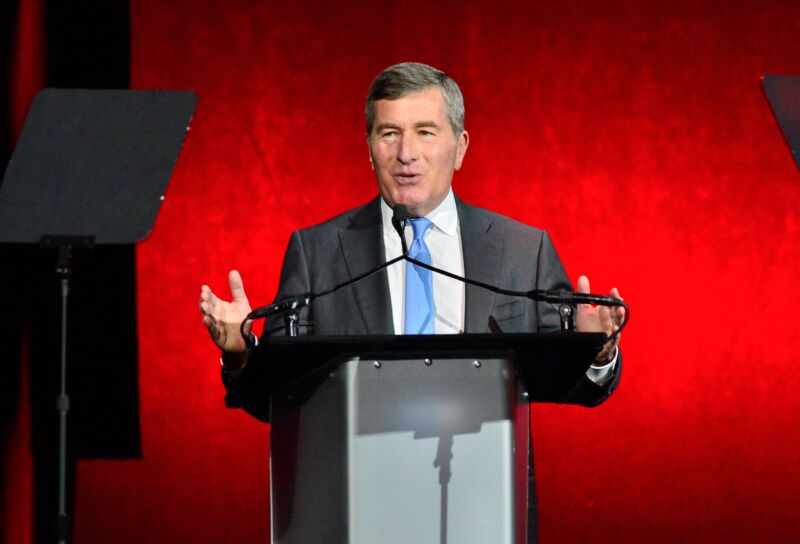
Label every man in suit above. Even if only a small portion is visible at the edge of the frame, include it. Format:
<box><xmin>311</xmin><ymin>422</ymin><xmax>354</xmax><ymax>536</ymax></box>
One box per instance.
<box><xmin>199</xmin><ymin>62</ymin><xmax>624</xmax><ymax>540</ymax></box>
<box><xmin>200</xmin><ymin>61</ymin><xmax>623</xmax><ymax>381</ymax></box>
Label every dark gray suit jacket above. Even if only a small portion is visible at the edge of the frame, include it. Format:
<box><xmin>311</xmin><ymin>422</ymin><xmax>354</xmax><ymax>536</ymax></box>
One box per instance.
<box><xmin>269</xmin><ymin>195</ymin><xmax>577</xmax><ymax>334</ymax></box>
<box><xmin>225</xmin><ymin>195</ymin><xmax>622</xmax><ymax>542</ymax></box>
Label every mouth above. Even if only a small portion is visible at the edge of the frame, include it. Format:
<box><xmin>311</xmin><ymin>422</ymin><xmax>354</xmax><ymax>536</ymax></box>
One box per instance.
<box><xmin>392</xmin><ymin>172</ymin><xmax>423</xmax><ymax>185</ymax></box>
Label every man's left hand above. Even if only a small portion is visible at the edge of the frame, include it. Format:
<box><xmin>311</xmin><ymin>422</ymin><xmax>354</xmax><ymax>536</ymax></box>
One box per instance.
<box><xmin>574</xmin><ymin>275</ymin><xmax>625</xmax><ymax>364</ymax></box>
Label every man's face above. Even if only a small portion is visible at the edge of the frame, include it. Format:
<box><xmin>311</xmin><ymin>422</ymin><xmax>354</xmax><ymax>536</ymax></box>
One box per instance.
<box><xmin>368</xmin><ymin>86</ymin><xmax>469</xmax><ymax>216</ymax></box>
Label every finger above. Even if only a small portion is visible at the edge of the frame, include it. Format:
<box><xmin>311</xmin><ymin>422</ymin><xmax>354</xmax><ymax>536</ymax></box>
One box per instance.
<box><xmin>200</xmin><ymin>299</ymin><xmax>219</xmax><ymax>320</ymax></box>
<box><xmin>607</xmin><ymin>287</ymin><xmax>625</xmax><ymax>325</ymax></box>
<box><xmin>204</xmin><ymin>286</ymin><xmax>219</xmax><ymax>306</ymax></box>
<box><xmin>599</xmin><ymin>306</ymin><xmax>614</xmax><ymax>335</ymax></box>
<box><xmin>577</xmin><ymin>275</ymin><xmax>590</xmax><ymax>294</ymax></box>
<box><xmin>228</xmin><ymin>270</ymin><xmax>249</xmax><ymax>303</ymax></box>
<box><xmin>199</xmin><ymin>286</ymin><xmax>210</xmax><ymax>306</ymax></box>
<box><xmin>615</xmin><ymin>305</ymin><xmax>626</xmax><ymax>324</ymax></box>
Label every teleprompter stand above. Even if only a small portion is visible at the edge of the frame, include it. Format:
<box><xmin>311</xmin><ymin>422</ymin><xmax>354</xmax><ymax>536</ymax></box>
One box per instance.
<box><xmin>763</xmin><ymin>74</ymin><xmax>800</xmax><ymax>172</ymax></box>
<box><xmin>237</xmin><ymin>332</ymin><xmax>607</xmax><ymax>544</ymax></box>
<box><xmin>0</xmin><ymin>88</ymin><xmax>197</xmax><ymax>543</ymax></box>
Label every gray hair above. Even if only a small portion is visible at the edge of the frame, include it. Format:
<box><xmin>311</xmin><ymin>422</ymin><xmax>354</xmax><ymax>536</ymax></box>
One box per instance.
<box><xmin>365</xmin><ymin>62</ymin><xmax>465</xmax><ymax>137</ymax></box>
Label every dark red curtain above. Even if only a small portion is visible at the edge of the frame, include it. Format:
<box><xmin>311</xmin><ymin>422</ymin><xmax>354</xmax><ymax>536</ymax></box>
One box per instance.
<box><xmin>5</xmin><ymin>0</ymin><xmax>800</xmax><ymax>542</ymax></box>
<box><xmin>1</xmin><ymin>0</ymin><xmax>44</xmax><ymax>541</ymax></box>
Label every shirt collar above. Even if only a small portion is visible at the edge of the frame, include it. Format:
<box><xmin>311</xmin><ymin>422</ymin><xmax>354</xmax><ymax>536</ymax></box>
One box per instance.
<box><xmin>381</xmin><ymin>189</ymin><xmax>459</xmax><ymax>238</ymax></box>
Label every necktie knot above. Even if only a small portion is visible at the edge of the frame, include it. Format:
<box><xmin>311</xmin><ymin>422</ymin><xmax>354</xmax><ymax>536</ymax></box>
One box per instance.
<box><xmin>409</xmin><ymin>217</ymin><xmax>433</xmax><ymax>242</ymax></box>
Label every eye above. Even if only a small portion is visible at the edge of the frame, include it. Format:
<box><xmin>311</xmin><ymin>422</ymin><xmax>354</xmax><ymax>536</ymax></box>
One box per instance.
<box><xmin>419</xmin><ymin>129</ymin><xmax>435</xmax><ymax>137</ymax></box>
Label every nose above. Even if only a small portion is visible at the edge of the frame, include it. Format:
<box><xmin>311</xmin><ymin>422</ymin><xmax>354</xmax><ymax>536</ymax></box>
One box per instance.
<box><xmin>396</xmin><ymin>134</ymin><xmax>418</xmax><ymax>165</ymax></box>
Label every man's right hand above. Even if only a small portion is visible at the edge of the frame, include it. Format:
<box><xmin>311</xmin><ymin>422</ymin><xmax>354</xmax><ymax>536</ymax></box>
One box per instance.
<box><xmin>199</xmin><ymin>270</ymin><xmax>253</xmax><ymax>354</ymax></box>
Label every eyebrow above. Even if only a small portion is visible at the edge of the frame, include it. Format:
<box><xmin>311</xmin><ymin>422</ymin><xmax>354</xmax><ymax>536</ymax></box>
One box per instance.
<box><xmin>375</xmin><ymin>121</ymin><xmax>442</xmax><ymax>132</ymax></box>
<box><xmin>375</xmin><ymin>122</ymin><xmax>400</xmax><ymax>132</ymax></box>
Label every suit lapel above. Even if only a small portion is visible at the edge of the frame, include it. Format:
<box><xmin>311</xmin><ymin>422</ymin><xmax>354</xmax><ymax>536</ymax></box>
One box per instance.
<box><xmin>458</xmin><ymin>199</ymin><xmax>502</xmax><ymax>333</ymax></box>
<box><xmin>338</xmin><ymin>197</ymin><xmax>394</xmax><ymax>334</ymax></box>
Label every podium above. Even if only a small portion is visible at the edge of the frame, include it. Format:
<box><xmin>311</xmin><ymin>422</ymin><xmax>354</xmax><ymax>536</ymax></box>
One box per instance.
<box><xmin>234</xmin><ymin>332</ymin><xmax>607</xmax><ymax>544</ymax></box>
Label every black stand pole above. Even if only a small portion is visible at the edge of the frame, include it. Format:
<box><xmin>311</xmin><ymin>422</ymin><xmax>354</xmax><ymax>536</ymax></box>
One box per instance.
<box><xmin>43</xmin><ymin>235</ymin><xmax>94</xmax><ymax>544</ymax></box>
<box><xmin>57</xmin><ymin>271</ymin><xmax>69</xmax><ymax>544</ymax></box>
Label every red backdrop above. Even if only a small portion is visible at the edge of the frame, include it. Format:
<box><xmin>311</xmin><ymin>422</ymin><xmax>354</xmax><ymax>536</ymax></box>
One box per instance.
<box><xmin>69</xmin><ymin>0</ymin><xmax>800</xmax><ymax>541</ymax></box>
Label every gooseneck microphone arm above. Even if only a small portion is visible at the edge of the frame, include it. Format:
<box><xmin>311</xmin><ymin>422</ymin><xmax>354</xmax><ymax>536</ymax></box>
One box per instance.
<box><xmin>402</xmin><ymin>252</ymin><xmax>629</xmax><ymax>341</ymax></box>
<box><xmin>244</xmin><ymin>204</ymin><xmax>415</xmax><ymax>335</ymax></box>
<box><xmin>242</xmin><ymin>254</ymin><xmax>406</xmax><ymax>344</ymax></box>
<box><xmin>391</xmin><ymin>204</ymin><xmax>629</xmax><ymax>342</ymax></box>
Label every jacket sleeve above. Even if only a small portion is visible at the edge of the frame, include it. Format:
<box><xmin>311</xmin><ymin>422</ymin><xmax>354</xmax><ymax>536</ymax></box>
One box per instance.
<box><xmin>222</xmin><ymin>229</ymin><xmax>313</xmax><ymax>422</ymax></box>
<box><xmin>536</xmin><ymin>231</ymin><xmax>623</xmax><ymax>407</ymax></box>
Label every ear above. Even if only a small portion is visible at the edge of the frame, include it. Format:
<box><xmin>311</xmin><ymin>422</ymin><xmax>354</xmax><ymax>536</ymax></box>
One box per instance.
<box><xmin>367</xmin><ymin>135</ymin><xmax>376</xmax><ymax>171</ymax></box>
<box><xmin>454</xmin><ymin>130</ymin><xmax>469</xmax><ymax>171</ymax></box>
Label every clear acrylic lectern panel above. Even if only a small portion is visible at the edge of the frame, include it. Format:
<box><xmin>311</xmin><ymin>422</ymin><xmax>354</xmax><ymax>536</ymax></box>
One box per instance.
<box><xmin>270</xmin><ymin>356</ymin><xmax>529</xmax><ymax>544</ymax></box>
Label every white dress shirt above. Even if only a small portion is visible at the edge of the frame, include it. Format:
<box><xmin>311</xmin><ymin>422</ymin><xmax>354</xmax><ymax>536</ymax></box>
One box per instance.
<box><xmin>381</xmin><ymin>190</ymin><xmax>465</xmax><ymax>334</ymax></box>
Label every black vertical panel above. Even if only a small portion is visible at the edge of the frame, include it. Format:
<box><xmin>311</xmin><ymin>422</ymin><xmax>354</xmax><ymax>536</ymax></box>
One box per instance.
<box><xmin>0</xmin><ymin>0</ymin><xmax>27</xmax><ymax>537</ymax></box>
<box><xmin>0</xmin><ymin>0</ymin><xmax>16</xmax><ymax>167</ymax></box>
<box><xmin>45</xmin><ymin>0</ymin><xmax>131</xmax><ymax>89</ymax></box>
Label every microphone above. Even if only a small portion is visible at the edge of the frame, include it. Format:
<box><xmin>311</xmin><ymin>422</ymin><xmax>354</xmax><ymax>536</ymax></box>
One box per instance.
<box><xmin>247</xmin><ymin>293</ymin><xmax>315</xmax><ymax>320</ymax></box>
<box><xmin>391</xmin><ymin>204</ymin><xmax>411</xmax><ymax>255</ymax></box>
<box><xmin>525</xmin><ymin>288</ymin><xmax>622</xmax><ymax>307</ymax></box>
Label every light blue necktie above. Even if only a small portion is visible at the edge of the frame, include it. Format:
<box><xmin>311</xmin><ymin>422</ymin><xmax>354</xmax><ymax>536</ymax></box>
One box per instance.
<box><xmin>404</xmin><ymin>217</ymin><xmax>435</xmax><ymax>334</ymax></box>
